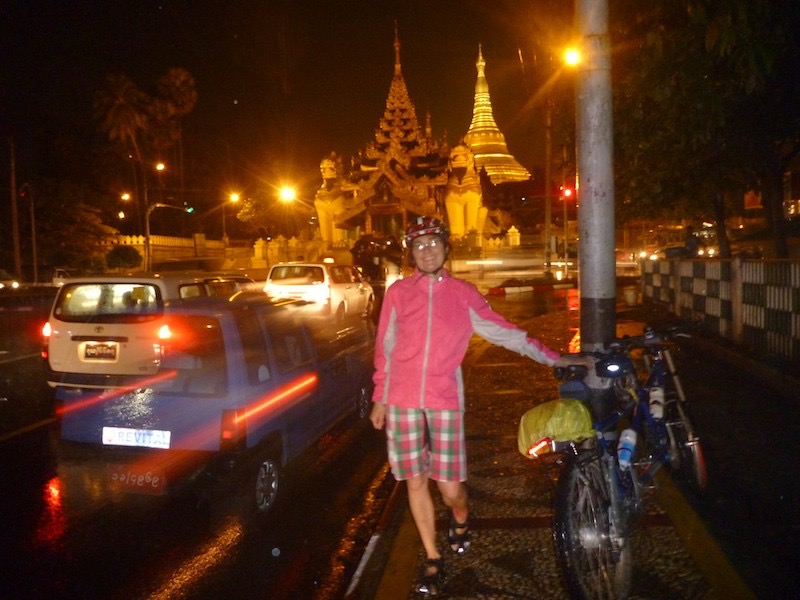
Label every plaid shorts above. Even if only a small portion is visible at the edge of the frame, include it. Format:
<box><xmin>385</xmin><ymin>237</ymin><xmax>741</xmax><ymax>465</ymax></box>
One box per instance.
<box><xmin>385</xmin><ymin>406</ymin><xmax>466</xmax><ymax>482</ymax></box>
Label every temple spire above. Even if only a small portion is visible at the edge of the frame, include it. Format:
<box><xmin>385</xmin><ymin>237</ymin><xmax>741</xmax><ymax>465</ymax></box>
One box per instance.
<box><xmin>375</xmin><ymin>23</ymin><xmax>419</xmax><ymax>147</ymax></box>
<box><xmin>464</xmin><ymin>45</ymin><xmax>531</xmax><ymax>184</ymax></box>
<box><xmin>394</xmin><ymin>20</ymin><xmax>402</xmax><ymax>76</ymax></box>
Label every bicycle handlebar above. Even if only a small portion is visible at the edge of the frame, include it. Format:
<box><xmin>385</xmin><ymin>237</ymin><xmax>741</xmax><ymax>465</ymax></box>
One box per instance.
<box><xmin>607</xmin><ymin>322</ymin><xmax>697</xmax><ymax>351</ymax></box>
<box><xmin>553</xmin><ymin>322</ymin><xmax>697</xmax><ymax>381</ymax></box>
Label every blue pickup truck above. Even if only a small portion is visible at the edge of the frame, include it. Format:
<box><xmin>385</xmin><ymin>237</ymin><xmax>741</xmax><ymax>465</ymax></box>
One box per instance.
<box><xmin>56</xmin><ymin>293</ymin><xmax>375</xmax><ymax>518</ymax></box>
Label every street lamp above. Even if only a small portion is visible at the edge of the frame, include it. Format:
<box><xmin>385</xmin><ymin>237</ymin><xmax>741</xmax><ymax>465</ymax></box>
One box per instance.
<box><xmin>279</xmin><ymin>185</ymin><xmax>297</xmax><ymax>203</ymax></box>
<box><xmin>564</xmin><ymin>47</ymin><xmax>581</xmax><ymax>67</ymax></box>
<box><xmin>561</xmin><ymin>186</ymin><xmax>574</xmax><ymax>278</ymax></box>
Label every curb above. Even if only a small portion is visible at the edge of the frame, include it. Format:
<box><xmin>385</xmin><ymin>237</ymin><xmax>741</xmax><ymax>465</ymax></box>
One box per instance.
<box><xmin>487</xmin><ymin>280</ymin><xmax>576</xmax><ymax>295</ymax></box>
<box><xmin>345</xmin><ymin>480</ymin><xmax>407</xmax><ymax>599</ymax></box>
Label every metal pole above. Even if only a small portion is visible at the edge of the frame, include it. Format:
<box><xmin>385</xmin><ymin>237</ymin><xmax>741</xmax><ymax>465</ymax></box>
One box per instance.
<box><xmin>563</xmin><ymin>195</ymin><xmax>569</xmax><ymax>279</ymax></box>
<box><xmin>31</xmin><ymin>194</ymin><xmax>37</xmax><ymax>283</ymax></box>
<box><xmin>9</xmin><ymin>137</ymin><xmax>22</xmax><ymax>279</ymax></box>
<box><xmin>562</xmin><ymin>146</ymin><xmax>568</xmax><ymax>279</ymax></box>
<box><xmin>544</xmin><ymin>100</ymin><xmax>553</xmax><ymax>275</ymax></box>
<box><xmin>21</xmin><ymin>183</ymin><xmax>38</xmax><ymax>284</ymax></box>
<box><xmin>222</xmin><ymin>202</ymin><xmax>227</xmax><ymax>242</ymax></box>
<box><xmin>144</xmin><ymin>187</ymin><xmax>151</xmax><ymax>271</ymax></box>
<box><xmin>576</xmin><ymin>0</ymin><xmax>616</xmax><ymax>350</ymax></box>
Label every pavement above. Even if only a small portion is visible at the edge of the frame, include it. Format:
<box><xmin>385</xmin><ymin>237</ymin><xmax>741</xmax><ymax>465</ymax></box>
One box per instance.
<box><xmin>345</xmin><ymin>294</ymin><xmax>800</xmax><ymax>600</ymax></box>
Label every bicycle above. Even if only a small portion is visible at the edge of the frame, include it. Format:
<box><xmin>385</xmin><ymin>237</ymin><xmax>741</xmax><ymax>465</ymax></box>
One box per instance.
<box><xmin>518</xmin><ymin>324</ymin><xmax>707</xmax><ymax>599</ymax></box>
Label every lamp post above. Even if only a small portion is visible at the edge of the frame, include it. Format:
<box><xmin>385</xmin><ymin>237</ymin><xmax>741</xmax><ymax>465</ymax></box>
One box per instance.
<box><xmin>142</xmin><ymin>162</ymin><xmax>167</xmax><ymax>270</ymax></box>
<box><xmin>561</xmin><ymin>186</ymin><xmax>573</xmax><ymax>278</ymax></box>
<box><xmin>20</xmin><ymin>183</ymin><xmax>37</xmax><ymax>283</ymax></box>
<box><xmin>544</xmin><ymin>98</ymin><xmax>553</xmax><ymax>276</ymax></box>
<box><xmin>223</xmin><ymin>193</ymin><xmax>240</xmax><ymax>243</ymax></box>
<box><xmin>145</xmin><ymin>202</ymin><xmax>189</xmax><ymax>271</ymax></box>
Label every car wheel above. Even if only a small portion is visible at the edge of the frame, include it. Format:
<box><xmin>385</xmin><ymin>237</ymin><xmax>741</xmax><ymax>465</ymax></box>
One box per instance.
<box><xmin>335</xmin><ymin>303</ymin><xmax>346</xmax><ymax>323</ymax></box>
<box><xmin>356</xmin><ymin>379</ymin><xmax>373</xmax><ymax>420</ymax></box>
<box><xmin>363</xmin><ymin>296</ymin><xmax>374</xmax><ymax>320</ymax></box>
<box><xmin>252</xmin><ymin>452</ymin><xmax>281</xmax><ymax>518</ymax></box>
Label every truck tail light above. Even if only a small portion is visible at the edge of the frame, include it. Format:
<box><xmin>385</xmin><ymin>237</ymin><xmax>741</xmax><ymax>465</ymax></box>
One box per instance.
<box><xmin>41</xmin><ymin>321</ymin><xmax>51</xmax><ymax>359</ymax></box>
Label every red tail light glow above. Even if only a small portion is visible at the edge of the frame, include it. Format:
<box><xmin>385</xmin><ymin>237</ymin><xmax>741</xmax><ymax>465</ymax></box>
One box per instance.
<box><xmin>527</xmin><ymin>438</ymin><xmax>552</xmax><ymax>458</ymax></box>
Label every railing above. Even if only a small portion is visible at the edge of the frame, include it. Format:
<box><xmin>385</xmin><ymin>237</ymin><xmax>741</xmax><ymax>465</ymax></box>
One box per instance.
<box><xmin>642</xmin><ymin>258</ymin><xmax>800</xmax><ymax>365</ymax></box>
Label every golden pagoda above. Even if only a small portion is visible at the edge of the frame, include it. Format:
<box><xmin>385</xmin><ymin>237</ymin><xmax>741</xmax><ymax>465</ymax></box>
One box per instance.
<box><xmin>463</xmin><ymin>45</ymin><xmax>532</xmax><ymax>184</ymax></box>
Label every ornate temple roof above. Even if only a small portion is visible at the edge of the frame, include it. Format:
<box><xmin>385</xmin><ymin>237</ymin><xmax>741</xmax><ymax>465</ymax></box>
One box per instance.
<box><xmin>463</xmin><ymin>45</ymin><xmax>532</xmax><ymax>184</ymax></box>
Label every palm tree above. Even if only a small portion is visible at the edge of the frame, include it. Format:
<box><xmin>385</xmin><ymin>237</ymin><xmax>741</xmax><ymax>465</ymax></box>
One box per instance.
<box><xmin>155</xmin><ymin>68</ymin><xmax>198</xmax><ymax>194</ymax></box>
<box><xmin>94</xmin><ymin>74</ymin><xmax>150</xmax><ymax>232</ymax></box>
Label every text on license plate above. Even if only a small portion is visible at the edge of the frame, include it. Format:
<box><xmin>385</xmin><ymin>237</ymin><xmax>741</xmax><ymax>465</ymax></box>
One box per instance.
<box><xmin>84</xmin><ymin>342</ymin><xmax>118</xmax><ymax>360</ymax></box>
<box><xmin>108</xmin><ymin>463</ymin><xmax>167</xmax><ymax>495</ymax></box>
<box><xmin>102</xmin><ymin>426</ymin><xmax>171</xmax><ymax>449</ymax></box>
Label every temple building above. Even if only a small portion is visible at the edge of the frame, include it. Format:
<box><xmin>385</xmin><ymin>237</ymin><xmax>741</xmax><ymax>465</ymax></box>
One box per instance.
<box><xmin>313</xmin><ymin>28</ymin><xmax>532</xmax><ymax>248</ymax></box>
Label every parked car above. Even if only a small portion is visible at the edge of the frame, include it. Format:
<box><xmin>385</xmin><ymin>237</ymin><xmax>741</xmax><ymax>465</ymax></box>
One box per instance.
<box><xmin>263</xmin><ymin>261</ymin><xmax>374</xmax><ymax>323</ymax></box>
<box><xmin>56</xmin><ymin>293</ymin><xmax>374</xmax><ymax>518</ymax></box>
<box><xmin>52</xmin><ymin>267</ymin><xmax>73</xmax><ymax>286</ymax></box>
<box><xmin>43</xmin><ymin>272</ymin><xmax>255</xmax><ymax>389</ymax></box>
<box><xmin>0</xmin><ymin>269</ymin><xmax>20</xmax><ymax>290</ymax></box>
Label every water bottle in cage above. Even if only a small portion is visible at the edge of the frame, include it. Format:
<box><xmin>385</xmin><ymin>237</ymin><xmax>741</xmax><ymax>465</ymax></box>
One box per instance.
<box><xmin>617</xmin><ymin>428</ymin><xmax>637</xmax><ymax>470</ymax></box>
<box><xmin>649</xmin><ymin>386</ymin><xmax>665</xmax><ymax>419</ymax></box>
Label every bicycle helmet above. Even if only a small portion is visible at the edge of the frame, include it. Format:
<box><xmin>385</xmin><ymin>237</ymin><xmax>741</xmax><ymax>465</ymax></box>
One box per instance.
<box><xmin>403</xmin><ymin>216</ymin><xmax>449</xmax><ymax>249</ymax></box>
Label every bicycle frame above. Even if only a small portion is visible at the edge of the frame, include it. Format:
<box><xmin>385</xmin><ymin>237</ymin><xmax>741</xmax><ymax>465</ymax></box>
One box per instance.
<box><xmin>534</xmin><ymin>323</ymin><xmax>707</xmax><ymax>599</ymax></box>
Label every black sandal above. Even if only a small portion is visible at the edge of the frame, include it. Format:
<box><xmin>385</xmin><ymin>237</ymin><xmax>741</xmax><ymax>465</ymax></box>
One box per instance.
<box><xmin>415</xmin><ymin>557</ymin><xmax>445</xmax><ymax>596</ymax></box>
<box><xmin>448</xmin><ymin>510</ymin><xmax>471</xmax><ymax>555</ymax></box>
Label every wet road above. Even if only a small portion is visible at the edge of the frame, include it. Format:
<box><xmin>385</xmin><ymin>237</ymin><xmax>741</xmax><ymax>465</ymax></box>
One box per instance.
<box><xmin>0</xmin><ymin>409</ymin><xmax>390</xmax><ymax>599</ymax></box>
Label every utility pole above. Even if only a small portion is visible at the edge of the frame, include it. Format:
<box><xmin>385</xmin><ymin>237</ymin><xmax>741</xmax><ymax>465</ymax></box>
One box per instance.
<box><xmin>8</xmin><ymin>137</ymin><xmax>22</xmax><ymax>278</ymax></box>
<box><xmin>544</xmin><ymin>98</ymin><xmax>553</xmax><ymax>276</ymax></box>
<box><xmin>576</xmin><ymin>0</ymin><xmax>616</xmax><ymax>350</ymax></box>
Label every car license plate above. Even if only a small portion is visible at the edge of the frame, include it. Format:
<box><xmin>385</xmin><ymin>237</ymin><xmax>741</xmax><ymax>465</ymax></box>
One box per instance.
<box><xmin>84</xmin><ymin>342</ymin><xmax>118</xmax><ymax>360</ymax></box>
<box><xmin>108</xmin><ymin>463</ymin><xmax>167</xmax><ymax>495</ymax></box>
<box><xmin>103</xmin><ymin>426</ymin><xmax>171</xmax><ymax>449</ymax></box>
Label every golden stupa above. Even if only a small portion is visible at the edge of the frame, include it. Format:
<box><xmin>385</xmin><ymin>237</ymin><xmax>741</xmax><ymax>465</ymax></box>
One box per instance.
<box><xmin>463</xmin><ymin>45</ymin><xmax>531</xmax><ymax>184</ymax></box>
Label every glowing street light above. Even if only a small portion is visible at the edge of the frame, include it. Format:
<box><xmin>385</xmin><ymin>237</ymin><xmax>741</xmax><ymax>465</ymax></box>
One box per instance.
<box><xmin>564</xmin><ymin>47</ymin><xmax>581</xmax><ymax>67</ymax></box>
<box><xmin>279</xmin><ymin>185</ymin><xmax>297</xmax><ymax>203</ymax></box>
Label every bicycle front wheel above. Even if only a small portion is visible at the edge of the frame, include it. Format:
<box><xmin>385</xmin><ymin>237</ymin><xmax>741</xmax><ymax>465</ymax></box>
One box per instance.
<box><xmin>554</xmin><ymin>454</ymin><xmax>632</xmax><ymax>600</ymax></box>
<box><xmin>665</xmin><ymin>393</ymin><xmax>708</xmax><ymax>494</ymax></box>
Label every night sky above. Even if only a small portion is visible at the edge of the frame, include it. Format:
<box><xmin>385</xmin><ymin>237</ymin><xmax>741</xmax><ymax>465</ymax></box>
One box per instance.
<box><xmin>2</xmin><ymin>1</ymin><xmax>572</xmax><ymax>194</ymax></box>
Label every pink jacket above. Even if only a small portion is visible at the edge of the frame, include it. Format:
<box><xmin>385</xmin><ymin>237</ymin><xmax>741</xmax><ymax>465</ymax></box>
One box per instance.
<box><xmin>372</xmin><ymin>269</ymin><xmax>559</xmax><ymax>411</ymax></box>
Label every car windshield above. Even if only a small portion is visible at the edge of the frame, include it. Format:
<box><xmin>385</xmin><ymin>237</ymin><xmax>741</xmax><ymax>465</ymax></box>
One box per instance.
<box><xmin>270</xmin><ymin>266</ymin><xmax>324</xmax><ymax>284</ymax></box>
<box><xmin>54</xmin><ymin>283</ymin><xmax>162</xmax><ymax>322</ymax></box>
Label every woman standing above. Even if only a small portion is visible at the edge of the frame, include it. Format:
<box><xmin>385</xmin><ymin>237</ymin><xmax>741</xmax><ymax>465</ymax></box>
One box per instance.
<box><xmin>370</xmin><ymin>216</ymin><xmax>560</xmax><ymax>595</ymax></box>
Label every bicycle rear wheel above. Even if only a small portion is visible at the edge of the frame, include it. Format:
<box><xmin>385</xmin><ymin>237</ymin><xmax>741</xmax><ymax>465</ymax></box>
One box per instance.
<box><xmin>554</xmin><ymin>454</ymin><xmax>632</xmax><ymax>600</ymax></box>
<box><xmin>665</xmin><ymin>393</ymin><xmax>708</xmax><ymax>493</ymax></box>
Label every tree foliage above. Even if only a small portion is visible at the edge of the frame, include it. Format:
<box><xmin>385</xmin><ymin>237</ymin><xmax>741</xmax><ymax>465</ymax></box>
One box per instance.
<box><xmin>611</xmin><ymin>0</ymin><xmax>800</xmax><ymax>256</ymax></box>
<box><xmin>32</xmin><ymin>179</ymin><xmax>119</xmax><ymax>271</ymax></box>
<box><xmin>106</xmin><ymin>245</ymin><xmax>142</xmax><ymax>271</ymax></box>
<box><xmin>93</xmin><ymin>68</ymin><xmax>198</xmax><ymax>232</ymax></box>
